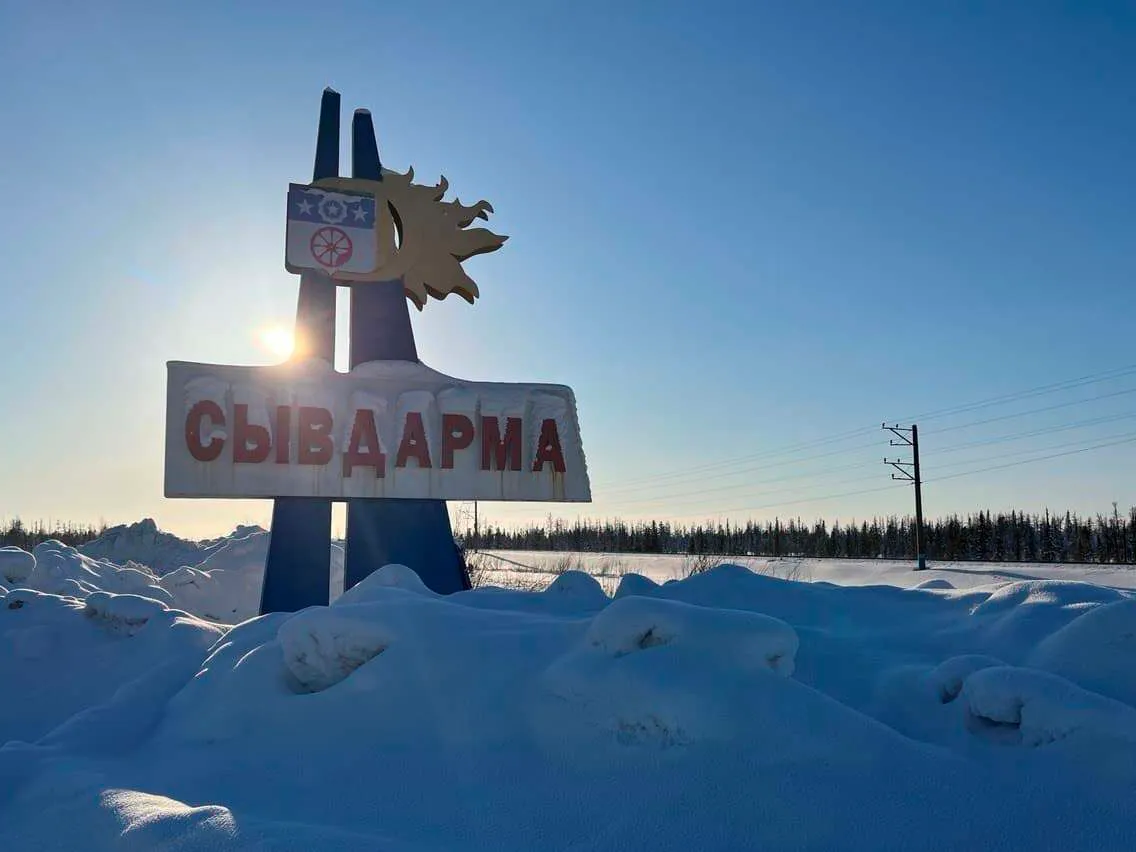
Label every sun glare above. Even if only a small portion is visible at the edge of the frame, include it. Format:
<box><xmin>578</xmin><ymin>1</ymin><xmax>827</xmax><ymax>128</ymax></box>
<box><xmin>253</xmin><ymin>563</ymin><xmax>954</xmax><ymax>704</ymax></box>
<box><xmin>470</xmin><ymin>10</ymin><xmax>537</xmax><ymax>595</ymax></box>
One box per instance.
<box><xmin>258</xmin><ymin>325</ymin><xmax>295</xmax><ymax>360</ymax></box>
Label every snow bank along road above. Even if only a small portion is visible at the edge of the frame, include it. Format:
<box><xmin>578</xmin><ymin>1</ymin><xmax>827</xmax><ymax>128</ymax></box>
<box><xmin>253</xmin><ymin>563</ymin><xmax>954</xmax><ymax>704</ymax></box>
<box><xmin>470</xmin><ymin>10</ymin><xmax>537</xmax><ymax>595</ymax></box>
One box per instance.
<box><xmin>1</xmin><ymin>524</ymin><xmax>1134</xmax><ymax>849</ymax></box>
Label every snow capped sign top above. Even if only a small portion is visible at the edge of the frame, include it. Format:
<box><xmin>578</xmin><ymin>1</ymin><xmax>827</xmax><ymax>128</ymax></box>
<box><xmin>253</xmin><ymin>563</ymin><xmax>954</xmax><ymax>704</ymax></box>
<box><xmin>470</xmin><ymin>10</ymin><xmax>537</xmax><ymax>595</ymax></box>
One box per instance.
<box><xmin>164</xmin><ymin>360</ymin><xmax>591</xmax><ymax>502</ymax></box>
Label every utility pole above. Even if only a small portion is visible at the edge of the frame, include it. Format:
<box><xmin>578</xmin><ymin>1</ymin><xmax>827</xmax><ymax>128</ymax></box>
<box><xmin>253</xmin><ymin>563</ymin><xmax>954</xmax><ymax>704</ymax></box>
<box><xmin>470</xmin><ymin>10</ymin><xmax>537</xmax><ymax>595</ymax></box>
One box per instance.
<box><xmin>884</xmin><ymin>423</ymin><xmax>926</xmax><ymax>570</ymax></box>
<box><xmin>473</xmin><ymin>501</ymin><xmax>479</xmax><ymax>550</ymax></box>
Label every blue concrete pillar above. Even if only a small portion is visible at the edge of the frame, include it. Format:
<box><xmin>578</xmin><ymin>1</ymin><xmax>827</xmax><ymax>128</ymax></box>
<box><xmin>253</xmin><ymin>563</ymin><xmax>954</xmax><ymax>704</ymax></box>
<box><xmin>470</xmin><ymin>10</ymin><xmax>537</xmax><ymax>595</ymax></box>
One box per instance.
<box><xmin>343</xmin><ymin>109</ymin><xmax>469</xmax><ymax>595</ymax></box>
<box><xmin>259</xmin><ymin>89</ymin><xmax>340</xmax><ymax>615</ymax></box>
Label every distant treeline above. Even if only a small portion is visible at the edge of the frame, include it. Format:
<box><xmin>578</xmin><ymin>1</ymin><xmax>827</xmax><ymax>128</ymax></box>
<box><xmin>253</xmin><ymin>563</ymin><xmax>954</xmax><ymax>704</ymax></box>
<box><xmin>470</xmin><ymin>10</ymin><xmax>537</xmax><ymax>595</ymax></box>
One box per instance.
<box><xmin>1</xmin><ymin>518</ymin><xmax>107</xmax><ymax>551</ymax></box>
<box><xmin>7</xmin><ymin>509</ymin><xmax>1136</xmax><ymax>565</ymax></box>
<box><xmin>467</xmin><ymin>508</ymin><xmax>1136</xmax><ymax>564</ymax></box>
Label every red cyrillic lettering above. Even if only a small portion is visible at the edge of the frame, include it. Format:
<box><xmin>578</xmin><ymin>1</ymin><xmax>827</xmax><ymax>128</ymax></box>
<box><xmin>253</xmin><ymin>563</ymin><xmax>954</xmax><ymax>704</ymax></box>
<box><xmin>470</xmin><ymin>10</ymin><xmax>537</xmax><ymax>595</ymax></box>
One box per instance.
<box><xmin>441</xmin><ymin>413</ymin><xmax>475</xmax><ymax>469</ymax></box>
<box><xmin>274</xmin><ymin>405</ymin><xmax>291</xmax><ymax>464</ymax></box>
<box><xmin>185</xmin><ymin>400</ymin><xmax>225</xmax><ymax>462</ymax></box>
<box><xmin>233</xmin><ymin>404</ymin><xmax>271</xmax><ymax>463</ymax></box>
<box><xmin>532</xmin><ymin>418</ymin><xmax>566</xmax><ymax>473</ymax></box>
<box><xmin>395</xmin><ymin>412</ymin><xmax>432</xmax><ymax>469</ymax></box>
<box><xmin>343</xmin><ymin>409</ymin><xmax>386</xmax><ymax>478</ymax></box>
<box><xmin>298</xmin><ymin>406</ymin><xmax>334</xmax><ymax>465</ymax></box>
<box><xmin>481</xmin><ymin>416</ymin><xmax>522</xmax><ymax>471</ymax></box>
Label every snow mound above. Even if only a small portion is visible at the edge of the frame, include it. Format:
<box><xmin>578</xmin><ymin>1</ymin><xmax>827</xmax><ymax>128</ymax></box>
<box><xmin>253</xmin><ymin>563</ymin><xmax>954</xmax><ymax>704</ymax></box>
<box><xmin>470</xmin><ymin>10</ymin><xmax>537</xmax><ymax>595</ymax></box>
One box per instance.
<box><xmin>163</xmin><ymin>528</ymin><xmax>272</xmax><ymax>620</ymax></box>
<box><xmin>914</xmin><ymin>578</ymin><xmax>955</xmax><ymax>590</ymax></box>
<box><xmin>613</xmin><ymin>572</ymin><xmax>660</xmax><ymax>598</ymax></box>
<box><xmin>79</xmin><ymin>518</ymin><xmax>212</xmax><ymax>575</ymax></box>
<box><xmin>1029</xmin><ymin>598</ymin><xmax>1136</xmax><ymax>706</ymax></box>
<box><xmin>924</xmin><ymin>654</ymin><xmax>1006</xmax><ymax>704</ymax></box>
<box><xmin>0</xmin><ymin>546</ymin><xmax>35</xmax><ymax>584</ymax></box>
<box><xmin>145</xmin><ymin>612</ymin><xmax>295</xmax><ymax>747</ymax></box>
<box><xmin>335</xmin><ymin>562</ymin><xmax>433</xmax><ymax>605</ymax></box>
<box><xmin>79</xmin><ymin>518</ymin><xmax>222</xmax><ymax>575</ymax></box>
<box><xmin>541</xmin><ymin>597</ymin><xmax>799</xmax><ymax>747</ymax></box>
<box><xmin>20</xmin><ymin>540</ymin><xmax>172</xmax><ymax>604</ymax></box>
<box><xmin>100</xmin><ymin>789</ymin><xmax>238</xmax><ymax>848</ymax></box>
<box><xmin>158</xmin><ymin>563</ymin><xmax>254</xmax><ymax>623</ymax></box>
<box><xmin>5</xmin><ymin>545</ymin><xmax>1136</xmax><ymax>849</ymax></box>
<box><xmin>159</xmin><ymin>530</ymin><xmax>344</xmax><ymax>622</ymax></box>
<box><xmin>138</xmin><ymin>528</ymin><xmax>342</xmax><ymax>623</ymax></box>
<box><xmin>82</xmin><ymin>592</ymin><xmax>171</xmax><ymax>636</ymax></box>
<box><xmin>967</xmin><ymin>579</ymin><xmax>1124</xmax><ymax>655</ymax></box>
<box><xmin>970</xmin><ymin>579</ymin><xmax>1123</xmax><ymax>616</ymax></box>
<box><xmin>158</xmin><ymin>565</ymin><xmax>221</xmax><ymax>615</ymax></box>
<box><xmin>586</xmin><ymin>595</ymin><xmax>797</xmax><ymax>675</ymax></box>
<box><xmin>0</xmin><ymin>778</ymin><xmax>432</xmax><ymax>852</ymax></box>
<box><xmin>77</xmin><ymin>521</ymin><xmax>345</xmax><ymax>624</ymax></box>
<box><xmin>0</xmin><ymin>587</ymin><xmax>224</xmax><ymax>744</ymax></box>
<box><xmin>542</xmin><ymin>570</ymin><xmax>609</xmax><ymax>610</ymax></box>
<box><xmin>962</xmin><ymin>666</ymin><xmax>1136</xmax><ymax>747</ymax></box>
<box><xmin>279</xmin><ymin>607</ymin><xmax>395</xmax><ymax>692</ymax></box>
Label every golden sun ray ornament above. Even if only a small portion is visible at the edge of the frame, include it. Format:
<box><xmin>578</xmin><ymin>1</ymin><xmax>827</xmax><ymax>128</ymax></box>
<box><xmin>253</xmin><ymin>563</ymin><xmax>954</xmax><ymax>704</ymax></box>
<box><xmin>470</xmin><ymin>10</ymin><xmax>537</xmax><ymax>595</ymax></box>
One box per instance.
<box><xmin>287</xmin><ymin>168</ymin><xmax>507</xmax><ymax>309</ymax></box>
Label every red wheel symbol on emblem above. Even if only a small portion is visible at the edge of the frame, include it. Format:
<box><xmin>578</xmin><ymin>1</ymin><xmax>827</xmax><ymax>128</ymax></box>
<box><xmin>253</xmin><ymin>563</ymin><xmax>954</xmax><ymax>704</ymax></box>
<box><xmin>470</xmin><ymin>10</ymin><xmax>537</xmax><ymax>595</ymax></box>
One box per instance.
<box><xmin>310</xmin><ymin>226</ymin><xmax>353</xmax><ymax>267</ymax></box>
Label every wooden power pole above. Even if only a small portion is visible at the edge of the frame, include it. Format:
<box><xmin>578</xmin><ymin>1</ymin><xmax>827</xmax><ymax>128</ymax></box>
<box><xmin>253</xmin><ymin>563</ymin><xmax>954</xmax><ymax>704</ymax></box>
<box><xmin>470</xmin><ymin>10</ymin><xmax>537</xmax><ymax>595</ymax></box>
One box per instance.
<box><xmin>884</xmin><ymin>423</ymin><xmax>927</xmax><ymax>570</ymax></box>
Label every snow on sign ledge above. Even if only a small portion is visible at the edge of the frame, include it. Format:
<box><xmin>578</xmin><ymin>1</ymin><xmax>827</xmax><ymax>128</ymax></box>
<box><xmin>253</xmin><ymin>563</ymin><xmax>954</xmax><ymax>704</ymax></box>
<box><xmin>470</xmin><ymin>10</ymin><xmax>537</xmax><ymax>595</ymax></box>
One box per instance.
<box><xmin>164</xmin><ymin>359</ymin><xmax>591</xmax><ymax>501</ymax></box>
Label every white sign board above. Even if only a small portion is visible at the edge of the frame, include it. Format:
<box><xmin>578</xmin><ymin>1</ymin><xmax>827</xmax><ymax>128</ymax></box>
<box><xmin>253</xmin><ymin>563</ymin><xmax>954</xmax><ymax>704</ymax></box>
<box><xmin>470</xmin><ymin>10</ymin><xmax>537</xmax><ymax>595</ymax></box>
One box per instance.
<box><xmin>165</xmin><ymin>360</ymin><xmax>591</xmax><ymax>502</ymax></box>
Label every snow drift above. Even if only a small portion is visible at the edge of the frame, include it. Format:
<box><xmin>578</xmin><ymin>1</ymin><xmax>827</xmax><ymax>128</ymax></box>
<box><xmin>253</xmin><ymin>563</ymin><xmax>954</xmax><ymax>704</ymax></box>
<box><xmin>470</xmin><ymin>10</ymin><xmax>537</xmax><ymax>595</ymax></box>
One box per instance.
<box><xmin>2</xmin><ymin>556</ymin><xmax>1135</xmax><ymax>850</ymax></box>
<box><xmin>0</xmin><ymin>587</ymin><xmax>223</xmax><ymax>744</ymax></box>
<box><xmin>78</xmin><ymin>518</ymin><xmax>222</xmax><ymax>575</ymax></box>
<box><xmin>4</xmin><ymin>523</ymin><xmax>344</xmax><ymax>623</ymax></box>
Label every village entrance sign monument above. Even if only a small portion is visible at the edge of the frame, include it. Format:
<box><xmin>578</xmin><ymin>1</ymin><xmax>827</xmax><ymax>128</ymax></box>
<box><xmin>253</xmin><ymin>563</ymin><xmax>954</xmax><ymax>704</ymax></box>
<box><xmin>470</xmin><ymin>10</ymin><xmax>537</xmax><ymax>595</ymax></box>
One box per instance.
<box><xmin>164</xmin><ymin>89</ymin><xmax>590</xmax><ymax>613</ymax></box>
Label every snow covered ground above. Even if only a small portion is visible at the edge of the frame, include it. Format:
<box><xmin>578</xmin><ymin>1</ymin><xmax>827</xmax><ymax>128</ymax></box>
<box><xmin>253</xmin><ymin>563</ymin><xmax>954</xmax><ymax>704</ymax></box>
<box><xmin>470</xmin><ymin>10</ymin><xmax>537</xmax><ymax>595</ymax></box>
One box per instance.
<box><xmin>473</xmin><ymin>548</ymin><xmax>1136</xmax><ymax>594</ymax></box>
<box><xmin>2</xmin><ymin>522</ymin><xmax>1135</xmax><ymax>849</ymax></box>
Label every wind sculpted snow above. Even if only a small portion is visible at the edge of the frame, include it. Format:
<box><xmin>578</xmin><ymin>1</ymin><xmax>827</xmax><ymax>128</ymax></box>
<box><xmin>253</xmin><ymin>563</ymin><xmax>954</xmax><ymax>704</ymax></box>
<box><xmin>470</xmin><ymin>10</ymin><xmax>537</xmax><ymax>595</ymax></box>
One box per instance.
<box><xmin>1</xmin><ymin>558</ymin><xmax>1135</xmax><ymax>850</ymax></box>
<box><xmin>5</xmin><ymin>526</ymin><xmax>345</xmax><ymax>622</ymax></box>
<box><xmin>0</xmin><ymin>588</ymin><xmax>224</xmax><ymax>744</ymax></box>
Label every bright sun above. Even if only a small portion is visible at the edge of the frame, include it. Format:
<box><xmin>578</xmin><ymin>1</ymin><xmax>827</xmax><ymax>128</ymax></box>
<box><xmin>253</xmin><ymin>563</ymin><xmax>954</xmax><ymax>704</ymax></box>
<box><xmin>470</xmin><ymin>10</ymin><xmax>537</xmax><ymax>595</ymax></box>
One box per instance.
<box><xmin>258</xmin><ymin>326</ymin><xmax>295</xmax><ymax>360</ymax></box>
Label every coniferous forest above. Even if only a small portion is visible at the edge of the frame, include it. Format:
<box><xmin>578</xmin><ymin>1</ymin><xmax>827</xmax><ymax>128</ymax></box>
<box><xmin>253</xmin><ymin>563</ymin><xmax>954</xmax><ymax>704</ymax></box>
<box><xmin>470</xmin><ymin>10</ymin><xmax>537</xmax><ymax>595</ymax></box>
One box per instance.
<box><xmin>0</xmin><ymin>518</ymin><xmax>107</xmax><ymax>551</ymax></box>
<box><xmin>467</xmin><ymin>507</ymin><xmax>1136</xmax><ymax>564</ymax></box>
<box><xmin>5</xmin><ymin>509</ymin><xmax>1136</xmax><ymax>565</ymax></box>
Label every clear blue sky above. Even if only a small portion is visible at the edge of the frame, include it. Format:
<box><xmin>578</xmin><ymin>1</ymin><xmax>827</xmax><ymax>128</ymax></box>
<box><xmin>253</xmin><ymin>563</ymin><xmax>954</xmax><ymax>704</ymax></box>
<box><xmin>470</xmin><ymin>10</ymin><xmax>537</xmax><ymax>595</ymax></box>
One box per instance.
<box><xmin>2</xmin><ymin>1</ymin><xmax>1134</xmax><ymax>538</ymax></box>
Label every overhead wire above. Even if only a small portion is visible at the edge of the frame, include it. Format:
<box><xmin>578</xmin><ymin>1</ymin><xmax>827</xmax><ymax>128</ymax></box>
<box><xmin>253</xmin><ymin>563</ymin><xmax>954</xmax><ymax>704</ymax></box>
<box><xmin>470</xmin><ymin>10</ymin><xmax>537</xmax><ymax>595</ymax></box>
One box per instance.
<box><xmin>595</xmin><ymin>424</ymin><xmax>1136</xmax><ymax>518</ymax></box>
<box><xmin>600</xmin><ymin>412</ymin><xmax>1136</xmax><ymax>511</ymax></box>
<box><xmin>656</xmin><ymin>431</ymin><xmax>1136</xmax><ymax>523</ymax></box>
<box><xmin>921</xmin><ymin>429</ymin><xmax>1136</xmax><ymax>474</ymax></box>
<box><xmin>592</xmin><ymin>426</ymin><xmax>880</xmax><ymax>492</ymax></box>
<box><xmin>595</xmin><ymin>363</ymin><xmax>1136</xmax><ymax>495</ymax></box>
<box><xmin>588</xmin><ymin>363</ymin><xmax>1136</xmax><ymax>515</ymax></box>
<box><xmin>600</xmin><ymin>467</ymin><xmax>887</xmax><ymax>511</ymax></box>
<box><xmin>663</xmin><ymin>482</ymin><xmax>912</xmax><ymax>522</ymax></box>
<box><xmin>597</xmin><ymin>437</ymin><xmax>883</xmax><ymax>496</ymax></box>
<box><xmin>599</xmin><ymin>457</ymin><xmax>882</xmax><ymax>506</ymax></box>
<box><xmin>890</xmin><ymin>363</ymin><xmax>1136</xmax><ymax>424</ymax></box>
<box><xmin>654</xmin><ymin>432</ymin><xmax>1136</xmax><ymax>524</ymax></box>
<box><xmin>924</xmin><ymin>433</ymin><xmax>1136</xmax><ymax>484</ymax></box>
<box><xmin>921</xmin><ymin>386</ymin><xmax>1136</xmax><ymax>435</ymax></box>
<box><xmin>923</xmin><ymin>410</ymin><xmax>1136</xmax><ymax>456</ymax></box>
<box><xmin>603</xmin><ymin>427</ymin><xmax>1136</xmax><ymax>513</ymax></box>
